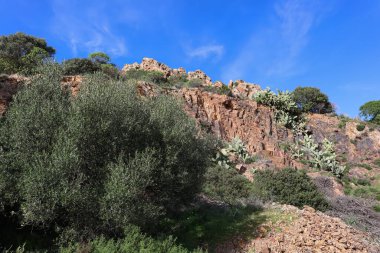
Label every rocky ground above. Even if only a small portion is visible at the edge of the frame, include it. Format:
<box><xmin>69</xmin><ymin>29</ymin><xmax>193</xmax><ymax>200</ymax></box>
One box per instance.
<box><xmin>216</xmin><ymin>204</ymin><xmax>380</xmax><ymax>253</ymax></box>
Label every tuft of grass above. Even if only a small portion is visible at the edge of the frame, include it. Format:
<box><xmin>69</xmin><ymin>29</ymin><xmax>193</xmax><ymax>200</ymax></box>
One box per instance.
<box><xmin>338</xmin><ymin>115</ymin><xmax>350</xmax><ymax>129</ymax></box>
<box><xmin>356</xmin><ymin>163</ymin><xmax>372</xmax><ymax>171</ymax></box>
<box><xmin>373</xmin><ymin>205</ymin><xmax>380</xmax><ymax>213</ymax></box>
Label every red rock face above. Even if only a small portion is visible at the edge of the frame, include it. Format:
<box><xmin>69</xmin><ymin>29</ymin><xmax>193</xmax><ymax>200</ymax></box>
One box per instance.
<box><xmin>61</xmin><ymin>75</ymin><xmax>82</xmax><ymax>96</ymax></box>
<box><xmin>307</xmin><ymin>114</ymin><xmax>380</xmax><ymax>165</ymax></box>
<box><xmin>121</xmin><ymin>58</ymin><xmax>214</xmax><ymax>86</ymax></box>
<box><xmin>228</xmin><ymin>80</ymin><xmax>261</xmax><ymax>99</ymax></box>
<box><xmin>175</xmin><ymin>88</ymin><xmax>296</xmax><ymax>168</ymax></box>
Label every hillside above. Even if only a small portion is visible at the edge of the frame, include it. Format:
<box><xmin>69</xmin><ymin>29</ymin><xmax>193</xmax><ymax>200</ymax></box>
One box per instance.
<box><xmin>1</xmin><ymin>58</ymin><xmax>380</xmax><ymax>253</ymax></box>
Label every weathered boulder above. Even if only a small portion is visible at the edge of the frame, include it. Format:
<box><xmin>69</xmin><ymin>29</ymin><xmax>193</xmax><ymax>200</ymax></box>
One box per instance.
<box><xmin>228</xmin><ymin>79</ymin><xmax>261</xmax><ymax>99</ymax></box>
<box><xmin>187</xmin><ymin>69</ymin><xmax>212</xmax><ymax>86</ymax></box>
<box><xmin>61</xmin><ymin>75</ymin><xmax>82</xmax><ymax>96</ymax></box>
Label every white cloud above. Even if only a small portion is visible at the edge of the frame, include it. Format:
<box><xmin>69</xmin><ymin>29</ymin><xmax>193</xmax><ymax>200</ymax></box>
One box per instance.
<box><xmin>51</xmin><ymin>0</ymin><xmax>128</xmax><ymax>57</ymax></box>
<box><xmin>186</xmin><ymin>44</ymin><xmax>224</xmax><ymax>59</ymax></box>
<box><xmin>222</xmin><ymin>0</ymin><xmax>332</xmax><ymax>81</ymax></box>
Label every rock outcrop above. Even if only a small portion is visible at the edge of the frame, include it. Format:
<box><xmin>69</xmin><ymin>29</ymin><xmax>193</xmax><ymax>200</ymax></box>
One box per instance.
<box><xmin>2</xmin><ymin>59</ymin><xmax>379</xmax><ymax>170</ymax></box>
<box><xmin>188</xmin><ymin>70</ymin><xmax>212</xmax><ymax>86</ymax></box>
<box><xmin>308</xmin><ymin>114</ymin><xmax>380</xmax><ymax>165</ymax></box>
<box><xmin>62</xmin><ymin>75</ymin><xmax>82</xmax><ymax>96</ymax></box>
<box><xmin>174</xmin><ymin>88</ymin><xmax>295</xmax><ymax>168</ymax></box>
<box><xmin>0</xmin><ymin>74</ymin><xmax>27</xmax><ymax>116</ymax></box>
<box><xmin>228</xmin><ymin>80</ymin><xmax>261</xmax><ymax>99</ymax></box>
<box><xmin>122</xmin><ymin>58</ymin><xmax>213</xmax><ymax>86</ymax></box>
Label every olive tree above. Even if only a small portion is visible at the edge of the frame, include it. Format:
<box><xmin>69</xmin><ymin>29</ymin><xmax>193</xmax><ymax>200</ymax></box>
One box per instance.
<box><xmin>0</xmin><ymin>65</ymin><xmax>213</xmax><ymax>242</ymax></box>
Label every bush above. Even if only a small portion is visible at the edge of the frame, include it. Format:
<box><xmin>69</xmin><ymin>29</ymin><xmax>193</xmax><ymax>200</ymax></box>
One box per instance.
<box><xmin>374</xmin><ymin>159</ymin><xmax>380</xmax><ymax>167</ymax></box>
<box><xmin>337</xmin><ymin>115</ymin><xmax>350</xmax><ymax>129</ymax></box>
<box><xmin>356</xmin><ymin>178</ymin><xmax>371</xmax><ymax>186</ymax></box>
<box><xmin>100</xmin><ymin>63</ymin><xmax>119</xmax><ymax>78</ymax></box>
<box><xmin>203</xmin><ymin>85</ymin><xmax>231</xmax><ymax>96</ymax></box>
<box><xmin>0</xmin><ymin>65</ymin><xmax>213</xmax><ymax>242</ymax></box>
<box><xmin>61</xmin><ymin>58</ymin><xmax>100</xmax><ymax>75</ymax></box>
<box><xmin>168</xmin><ymin>74</ymin><xmax>188</xmax><ymax>86</ymax></box>
<box><xmin>253</xmin><ymin>88</ymin><xmax>304</xmax><ymax>132</ymax></box>
<box><xmin>202</xmin><ymin>165</ymin><xmax>252</xmax><ymax>205</ymax></box>
<box><xmin>60</xmin><ymin>225</ymin><xmax>202</xmax><ymax>253</ymax></box>
<box><xmin>357</xmin><ymin>163</ymin><xmax>372</xmax><ymax>170</ymax></box>
<box><xmin>123</xmin><ymin>69</ymin><xmax>166</xmax><ymax>84</ymax></box>
<box><xmin>253</xmin><ymin>168</ymin><xmax>329</xmax><ymax>211</ymax></box>
<box><xmin>356</xmin><ymin>124</ymin><xmax>366</xmax><ymax>131</ymax></box>
<box><xmin>292</xmin><ymin>86</ymin><xmax>334</xmax><ymax>114</ymax></box>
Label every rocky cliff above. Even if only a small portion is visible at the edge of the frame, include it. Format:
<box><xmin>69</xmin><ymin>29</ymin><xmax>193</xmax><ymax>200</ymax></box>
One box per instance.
<box><xmin>1</xmin><ymin>59</ymin><xmax>379</xmax><ymax>169</ymax></box>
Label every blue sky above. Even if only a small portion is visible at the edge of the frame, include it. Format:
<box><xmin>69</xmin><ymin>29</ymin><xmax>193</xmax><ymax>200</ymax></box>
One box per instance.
<box><xmin>1</xmin><ymin>0</ymin><xmax>379</xmax><ymax>116</ymax></box>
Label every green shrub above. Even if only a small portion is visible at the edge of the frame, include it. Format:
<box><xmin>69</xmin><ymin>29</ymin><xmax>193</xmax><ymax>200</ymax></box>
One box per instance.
<box><xmin>338</xmin><ymin>115</ymin><xmax>350</xmax><ymax>129</ymax></box>
<box><xmin>356</xmin><ymin>124</ymin><xmax>366</xmax><ymax>131</ymax></box>
<box><xmin>60</xmin><ymin>225</ymin><xmax>202</xmax><ymax>253</ymax></box>
<box><xmin>356</xmin><ymin>178</ymin><xmax>371</xmax><ymax>186</ymax></box>
<box><xmin>374</xmin><ymin>159</ymin><xmax>380</xmax><ymax>167</ymax></box>
<box><xmin>0</xmin><ymin>65</ymin><xmax>213</xmax><ymax>241</ymax></box>
<box><xmin>123</xmin><ymin>69</ymin><xmax>166</xmax><ymax>84</ymax></box>
<box><xmin>62</xmin><ymin>58</ymin><xmax>100</xmax><ymax>75</ymax></box>
<box><xmin>292</xmin><ymin>86</ymin><xmax>334</xmax><ymax>114</ymax></box>
<box><xmin>203</xmin><ymin>85</ymin><xmax>231</xmax><ymax>96</ymax></box>
<box><xmin>168</xmin><ymin>74</ymin><xmax>188</xmax><ymax>87</ymax></box>
<box><xmin>100</xmin><ymin>64</ymin><xmax>119</xmax><ymax>78</ymax></box>
<box><xmin>357</xmin><ymin>163</ymin><xmax>372</xmax><ymax>170</ymax></box>
<box><xmin>202</xmin><ymin>165</ymin><xmax>252</xmax><ymax>204</ymax></box>
<box><xmin>253</xmin><ymin>168</ymin><xmax>329</xmax><ymax>211</ymax></box>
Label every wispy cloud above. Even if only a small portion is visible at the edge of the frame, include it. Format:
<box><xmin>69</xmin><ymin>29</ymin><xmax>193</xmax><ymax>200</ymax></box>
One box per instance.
<box><xmin>51</xmin><ymin>0</ymin><xmax>128</xmax><ymax>57</ymax></box>
<box><xmin>186</xmin><ymin>44</ymin><xmax>224</xmax><ymax>59</ymax></box>
<box><xmin>222</xmin><ymin>0</ymin><xmax>332</xmax><ymax>81</ymax></box>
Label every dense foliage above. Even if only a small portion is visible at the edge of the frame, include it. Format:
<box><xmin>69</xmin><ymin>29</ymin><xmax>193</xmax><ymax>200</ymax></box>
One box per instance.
<box><xmin>253</xmin><ymin>88</ymin><xmax>305</xmax><ymax>132</ymax></box>
<box><xmin>0</xmin><ymin>32</ymin><xmax>55</xmax><ymax>75</ymax></box>
<box><xmin>253</xmin><ymin>168</ymin><xmax>329</xmax><ymax>211</ymax></box>
<box><xmin>359</xmin><ymin>100</ymin><xmax>380</xmax><ymax>124</ymax></box>
<box><xmin>62</xmin><ymin>52</ymin><xmax>118</xmax><ymax>77</ymax></box>
<box><xmin>62</xmin><ymin>58</ymin><xmax>101</xmax><ymax>75</ymax></box>
<box><xmin>202</xmin><ymin>165</ymin><xmax>252</xmax><ymax>205</ymax></box>
<box><xmin>292</xmin><ymin>86</ymin><xmax>334</xmax><ymax>114</ymax></box>
<box><xmin>123</xmin><ymin>69</ymin><xmax>167</xmax><ymax>84</ymax></box>
<box><xmin>0</xmin><ymin>65</ymin><xmax>213</xmax><ymax>245</ymax></box>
